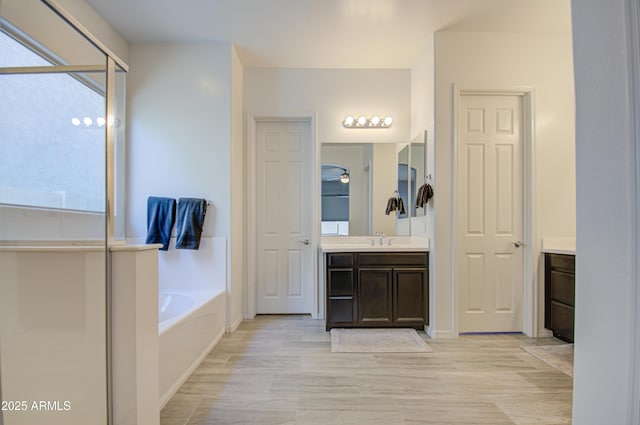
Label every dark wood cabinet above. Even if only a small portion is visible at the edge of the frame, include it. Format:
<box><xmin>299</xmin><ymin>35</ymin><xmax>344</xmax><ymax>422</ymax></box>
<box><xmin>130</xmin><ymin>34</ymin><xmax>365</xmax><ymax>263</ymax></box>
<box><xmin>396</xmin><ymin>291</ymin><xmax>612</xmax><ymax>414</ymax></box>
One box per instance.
<box><xmin>544</xmin><ymin>253</ymin><xmax>575</xmax><ymax>342</ymax></box>
<box><xmin>358</xmin><ymin>268</ymin><xmax>393</xmax><ymax>324</ymax></box>
<box><xmin>325</xmin><ymin>252</ymin><xmax>428</xmax><ymax>330</ymax></box>
<box><xmin>326</xmin><ymin>253</ymin><xmax>356</xmax><ymax>325</ymax></box>
<box><xmin>394</xmin><ymin>268</ymin><xmax>428</xmax><ymax>324</ymax></box>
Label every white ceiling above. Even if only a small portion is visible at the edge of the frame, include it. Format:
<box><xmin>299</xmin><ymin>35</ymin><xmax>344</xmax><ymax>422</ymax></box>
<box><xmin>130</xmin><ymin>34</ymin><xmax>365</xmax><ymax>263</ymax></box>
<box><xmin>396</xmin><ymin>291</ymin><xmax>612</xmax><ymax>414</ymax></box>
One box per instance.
<box><xmin>85</xmin><ymin>0</ymin><xmax>571</xmax><ymax>69</ymax></box>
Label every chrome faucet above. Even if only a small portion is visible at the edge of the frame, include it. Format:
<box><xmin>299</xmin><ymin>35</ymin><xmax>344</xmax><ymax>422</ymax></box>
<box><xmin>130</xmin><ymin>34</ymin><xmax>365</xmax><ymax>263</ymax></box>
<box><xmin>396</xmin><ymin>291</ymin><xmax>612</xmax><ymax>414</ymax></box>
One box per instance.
<box><xmin>378</xmin><ymin>232</ymin><xmax>386</xmax><ymax>246</ymax></box>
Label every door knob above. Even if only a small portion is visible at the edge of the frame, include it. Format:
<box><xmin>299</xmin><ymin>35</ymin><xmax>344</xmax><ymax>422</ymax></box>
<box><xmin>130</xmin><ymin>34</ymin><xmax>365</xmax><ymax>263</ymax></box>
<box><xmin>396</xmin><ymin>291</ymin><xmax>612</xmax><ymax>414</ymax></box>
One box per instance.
<box><xmin>300</xmin><ymin>239</ymin><xmax>310</xmax><ymax>245</ymax></box>
<box><xmin>513</xmin><ymin>240</ymin><xmax>525</xmax><ymax>248</ymax></box>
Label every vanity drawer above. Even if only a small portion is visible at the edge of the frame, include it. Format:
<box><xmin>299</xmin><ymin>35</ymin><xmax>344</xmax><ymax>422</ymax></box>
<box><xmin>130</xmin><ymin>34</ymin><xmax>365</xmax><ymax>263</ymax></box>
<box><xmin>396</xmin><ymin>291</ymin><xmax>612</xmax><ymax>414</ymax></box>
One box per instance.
<box><xmin>549</xmin><ymin>269</ymin><xmax>575</xmax><ymax>307</ymax></box>
<box><xmin>358</xmin><ymin>252</ymin><xmax>427</xmax><ymax>267</ymax></box>
<box><xmin>327</xmin><ymin>297</ymin><xmax>355</xmax><ymax>324</ymax></box>
<box><xmin>550</xmin><ymin>300</ymin><xmax>575</xmax><ymax>342</ymax></box>
<box><xmin>327</xmin><ymin>269</ymin><xmax>354</xmax><ymax>295</ymax></box>
<box><xmin>327</xmin><ymin>253</ymin><xmax>355</xmax><ymax>267</ymax></box>
<box><xmin>547</xmin><ymin>253</ymin><xmax>575</xmax><ymax>273</ymax></box>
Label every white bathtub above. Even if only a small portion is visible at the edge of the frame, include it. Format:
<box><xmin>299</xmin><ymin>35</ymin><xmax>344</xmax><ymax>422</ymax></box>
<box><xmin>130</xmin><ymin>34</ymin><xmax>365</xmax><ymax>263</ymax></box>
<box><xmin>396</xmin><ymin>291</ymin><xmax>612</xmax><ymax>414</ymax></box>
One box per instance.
<box><xmin>158</xmin><ymin>289</ymin><xmax>226</xmax><ymax>408</ymax></box>
<box><xmin>159</xmin><ymin>293</ymin><xmax>195</xmax><ymax>330</ymax></box>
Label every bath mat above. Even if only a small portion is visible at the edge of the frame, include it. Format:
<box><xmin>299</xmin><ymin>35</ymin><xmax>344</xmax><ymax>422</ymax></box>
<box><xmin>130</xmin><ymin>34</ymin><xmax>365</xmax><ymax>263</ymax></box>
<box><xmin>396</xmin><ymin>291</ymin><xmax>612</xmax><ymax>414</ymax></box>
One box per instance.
<box><xmin>330</xmin><ymin>328</ymin><xmax>432</xmax><ymax>353</ymax></box>
<box><xmin>521</xmin><ymin>343</ymin><xmax>574</xmax><ymax>377</ymax></box>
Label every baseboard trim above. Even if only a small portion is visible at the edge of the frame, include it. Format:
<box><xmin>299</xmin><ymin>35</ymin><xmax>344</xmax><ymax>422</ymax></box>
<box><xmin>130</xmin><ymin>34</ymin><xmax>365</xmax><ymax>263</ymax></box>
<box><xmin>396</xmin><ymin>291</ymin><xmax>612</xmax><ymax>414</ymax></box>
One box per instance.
<box><xmin>428</xmin><ymin>328</ymin><xmax>455</xmax><ymax>339</ymax></box>
<box><xmin>227</xmin><ymin>314</ymin><xmax>243</xmax><ymax>333</ymax></box>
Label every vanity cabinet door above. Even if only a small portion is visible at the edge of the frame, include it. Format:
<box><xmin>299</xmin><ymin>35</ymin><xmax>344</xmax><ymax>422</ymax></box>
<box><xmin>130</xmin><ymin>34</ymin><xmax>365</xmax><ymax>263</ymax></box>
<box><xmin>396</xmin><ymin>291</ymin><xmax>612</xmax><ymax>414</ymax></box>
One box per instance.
<box><xmin>358</xmin><ymin>268</ymin><xmax>393</xmax><ymax>324</ymax></box>
<box><xmin>393</xmin><ymin>268</ymin><xmax>427</xmax><ymax>324</ymax></box>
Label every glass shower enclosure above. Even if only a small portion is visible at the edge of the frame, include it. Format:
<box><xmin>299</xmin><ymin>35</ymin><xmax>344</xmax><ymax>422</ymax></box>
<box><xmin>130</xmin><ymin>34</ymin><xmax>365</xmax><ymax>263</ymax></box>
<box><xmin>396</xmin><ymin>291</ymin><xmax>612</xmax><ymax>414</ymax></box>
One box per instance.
<box><xmin>0</xmin><ymin>1</ymin><xmax>126</xmax><ymax>424</ymax></box>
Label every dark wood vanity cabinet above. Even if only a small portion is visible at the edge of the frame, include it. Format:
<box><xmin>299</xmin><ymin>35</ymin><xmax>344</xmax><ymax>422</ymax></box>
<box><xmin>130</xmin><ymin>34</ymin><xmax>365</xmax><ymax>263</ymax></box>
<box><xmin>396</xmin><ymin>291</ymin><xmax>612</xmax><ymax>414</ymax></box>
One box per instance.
<box><xmin>326</xmin><ymin>252</ymin><xmax>428</xmax><ymax>330</ymax></box>
<box><xmin>544</xmin><ymin>253</ymin><xmax>576</xmax><ymax>342</ymax></box>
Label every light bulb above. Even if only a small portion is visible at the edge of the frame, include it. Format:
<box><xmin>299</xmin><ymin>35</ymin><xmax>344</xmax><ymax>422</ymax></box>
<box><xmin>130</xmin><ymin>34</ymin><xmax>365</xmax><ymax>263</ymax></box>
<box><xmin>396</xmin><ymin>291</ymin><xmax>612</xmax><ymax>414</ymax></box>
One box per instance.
<box><xmin>343</xmin><ymin>116</ymin><xmax>354</xmax><ymax>127</ymax></box>
<box><xmin>370</xmin><ymin>116</ymin><xmax>380</xmax><ymax>126</ymax></box>
<box><xmin>71</xmin><ymin>117</ymin><xmax>80</xmax><ymax>126</ymax></box>
<box><xmin>357</xmin><ymin>116</ymin><xmax>367</xmax><ymax>127</ymax></box>
<box><xmin>83</xmin><ymin>117</ymin><xmax>93</xmax><ymax>126</ymax></box>
<box><xmin>383</xmin><ymin>116</ymin><xmax>393</xmax><ymax>127</ymax></box>
<box><xmin>96</xmin><ymin>117</ymin><xmax>106</xmax><ymax>126</ymax></box>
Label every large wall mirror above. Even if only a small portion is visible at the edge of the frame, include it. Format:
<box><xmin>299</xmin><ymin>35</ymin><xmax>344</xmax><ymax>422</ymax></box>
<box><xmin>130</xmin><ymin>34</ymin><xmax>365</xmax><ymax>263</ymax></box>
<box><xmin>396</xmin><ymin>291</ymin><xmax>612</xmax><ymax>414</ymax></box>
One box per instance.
<box><xmin>321</xmin><ymin>139</ymin><xmax>426</xmax><ymax>237</ymax></box>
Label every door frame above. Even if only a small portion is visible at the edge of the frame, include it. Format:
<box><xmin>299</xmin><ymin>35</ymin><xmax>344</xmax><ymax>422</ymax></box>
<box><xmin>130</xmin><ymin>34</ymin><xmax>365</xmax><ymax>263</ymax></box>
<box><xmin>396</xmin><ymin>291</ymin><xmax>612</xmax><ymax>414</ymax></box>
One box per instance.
<box><xmin>451</xmin><ymin>86</ymin><xmax>537</xmax><ymax>338</ymax></box>
<box><xmin>245</xmin><ymin>114</ymin><xmax>319</xmax><ymax>319</ymax></box>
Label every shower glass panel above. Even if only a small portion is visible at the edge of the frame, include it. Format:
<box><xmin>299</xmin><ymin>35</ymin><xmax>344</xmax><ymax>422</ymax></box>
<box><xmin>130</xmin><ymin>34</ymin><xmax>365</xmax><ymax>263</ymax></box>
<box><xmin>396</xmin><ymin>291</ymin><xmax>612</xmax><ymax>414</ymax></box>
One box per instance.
<box><xmin>0</xmin><ymin>0</ymin><xmax>121</xmax><ymax>422</ymax></box>
<box><xmin>113</xmin><ymin>64</ymin><xmax>127</xmax><ymax>241</ymax></box>
<box><xmin>0</xmin><ymin>70</ymin><xmax>106</xmax><ymax>215</ymax></box>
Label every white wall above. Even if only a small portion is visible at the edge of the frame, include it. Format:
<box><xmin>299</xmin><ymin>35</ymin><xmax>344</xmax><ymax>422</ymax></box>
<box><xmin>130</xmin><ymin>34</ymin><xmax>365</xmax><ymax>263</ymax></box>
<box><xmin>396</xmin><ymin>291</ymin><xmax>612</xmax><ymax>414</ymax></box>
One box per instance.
<box><xmin>156</xmin><ymin>237</ymin><xmax>226</xmax><ymax>295</ymax></box>
<box><xmin>126</xmin><ymin>42</ymin><xmax>231</xmax><ymax>240</ymax></box>
<box><xmin>411</xmin><ymin>36</ymin><xmax>435</xmax><ymax>144</ymax></box>
<box><xmin>244</xmin><ymin>68</ymin><xmax>411</xmax><ymax>144</ymax></box>
<box><xmin>126</xmin><ymin>43</ymin><xmax>234</xmax><ymax>329</ymax></box>
<box><xmin>433</xmin><ymin>31</ymin><xmax>575</xmax><ymax>337</ymax></box>
<box><xmin>572</xmin><ymin>0</ymin><xmax>639</xmax><ymax>422</ymax></box>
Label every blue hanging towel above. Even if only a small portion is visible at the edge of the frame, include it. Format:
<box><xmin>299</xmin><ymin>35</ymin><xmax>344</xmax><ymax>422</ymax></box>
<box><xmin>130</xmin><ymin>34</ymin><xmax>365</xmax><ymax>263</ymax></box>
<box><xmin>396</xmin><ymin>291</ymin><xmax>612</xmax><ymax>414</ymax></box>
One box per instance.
<box><xmin>145</xmin><ymin>196</ymin><xmax>176</xmax><ymax>251</ymax></box>
<box><xmin>176</xmin><ymin>198</ymin><xmax>207</xmax><ymax>249</ymax></box>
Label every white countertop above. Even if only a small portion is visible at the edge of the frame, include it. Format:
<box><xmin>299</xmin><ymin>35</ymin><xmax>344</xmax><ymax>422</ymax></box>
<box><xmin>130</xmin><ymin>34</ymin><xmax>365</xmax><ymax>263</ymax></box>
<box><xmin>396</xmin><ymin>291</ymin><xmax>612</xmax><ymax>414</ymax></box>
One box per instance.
<box><xmin>541</xmin><ymin>238</ymin><xmax>576</xmax><ymax>255</ymax></box>
<box><xmin>0</xmin><ymin>242</ymin><xmax>164</xmax><ymax>252</ymax></box>
<box><xmin>320</xmin><ymin>236</ymin><xmax>429</xmax><ymax>253</ymax></box>
<box><xmin>0</xmin><ymin>242</ymin><xmax>105</xmax><ymax>252</ymax></box>
<box><xmin>110</xmin><ymin>243</ymin><xmax>163</xmax><ymax>252</ymax></box>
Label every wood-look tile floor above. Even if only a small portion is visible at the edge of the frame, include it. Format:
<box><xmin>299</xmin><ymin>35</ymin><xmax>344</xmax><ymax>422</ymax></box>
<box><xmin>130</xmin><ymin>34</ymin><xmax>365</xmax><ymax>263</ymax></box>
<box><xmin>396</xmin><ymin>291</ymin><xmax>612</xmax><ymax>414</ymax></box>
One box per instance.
<box><xmin>161</xmin><ymin>315</ymin><xmax>573</xmax><ymax>425</ymax></box>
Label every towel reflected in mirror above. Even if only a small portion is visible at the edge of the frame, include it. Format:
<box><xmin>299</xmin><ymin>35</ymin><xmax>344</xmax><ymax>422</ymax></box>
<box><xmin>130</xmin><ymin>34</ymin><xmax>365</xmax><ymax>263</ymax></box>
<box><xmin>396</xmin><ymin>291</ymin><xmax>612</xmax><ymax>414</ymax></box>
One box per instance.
<box><xmin>385</xmin><ymin>191</ymin><xmax>406</xmax><ymax>215</ymax></box>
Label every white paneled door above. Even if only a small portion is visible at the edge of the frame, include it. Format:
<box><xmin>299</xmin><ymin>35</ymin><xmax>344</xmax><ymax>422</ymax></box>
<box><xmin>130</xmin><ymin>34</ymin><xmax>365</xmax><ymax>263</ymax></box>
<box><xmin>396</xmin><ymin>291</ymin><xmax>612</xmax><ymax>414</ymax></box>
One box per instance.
<box><xmin>457</xmin><ymin>94</ymin><xmax>524</xmax><ymax>333</ymax></box>
<box><xmin>256</xmin><ymin>120</ymin><xmax>313</xmax><ymax>314</ymax></box>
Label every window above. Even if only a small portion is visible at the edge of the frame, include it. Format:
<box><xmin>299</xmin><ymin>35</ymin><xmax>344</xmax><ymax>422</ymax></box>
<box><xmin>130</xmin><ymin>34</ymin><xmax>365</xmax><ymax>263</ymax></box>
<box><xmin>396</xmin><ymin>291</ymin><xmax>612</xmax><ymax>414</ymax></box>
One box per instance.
<box><xmin>0</xmin><ymin>30</ymin><xmax>106</xmax><ymax>212</ymax></box>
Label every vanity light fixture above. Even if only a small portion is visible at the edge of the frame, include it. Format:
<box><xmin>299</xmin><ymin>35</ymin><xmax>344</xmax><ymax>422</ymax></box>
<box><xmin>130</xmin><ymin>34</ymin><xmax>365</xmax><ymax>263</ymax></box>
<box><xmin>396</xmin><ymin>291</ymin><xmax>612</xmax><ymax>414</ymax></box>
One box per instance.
<box><xmin>342</xmin><ymin>115</ymin><xmax>393</xmax><ymax>128</ymax></box>
<box><xmin>340</xmin><ymin>170</ymin><xmax>350</xmax><ymax>184</ymax></box>
<box><xmin>71</xmin><ymin>116</ymin><xmax>107</xmax><ymax>128</ymax></box>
